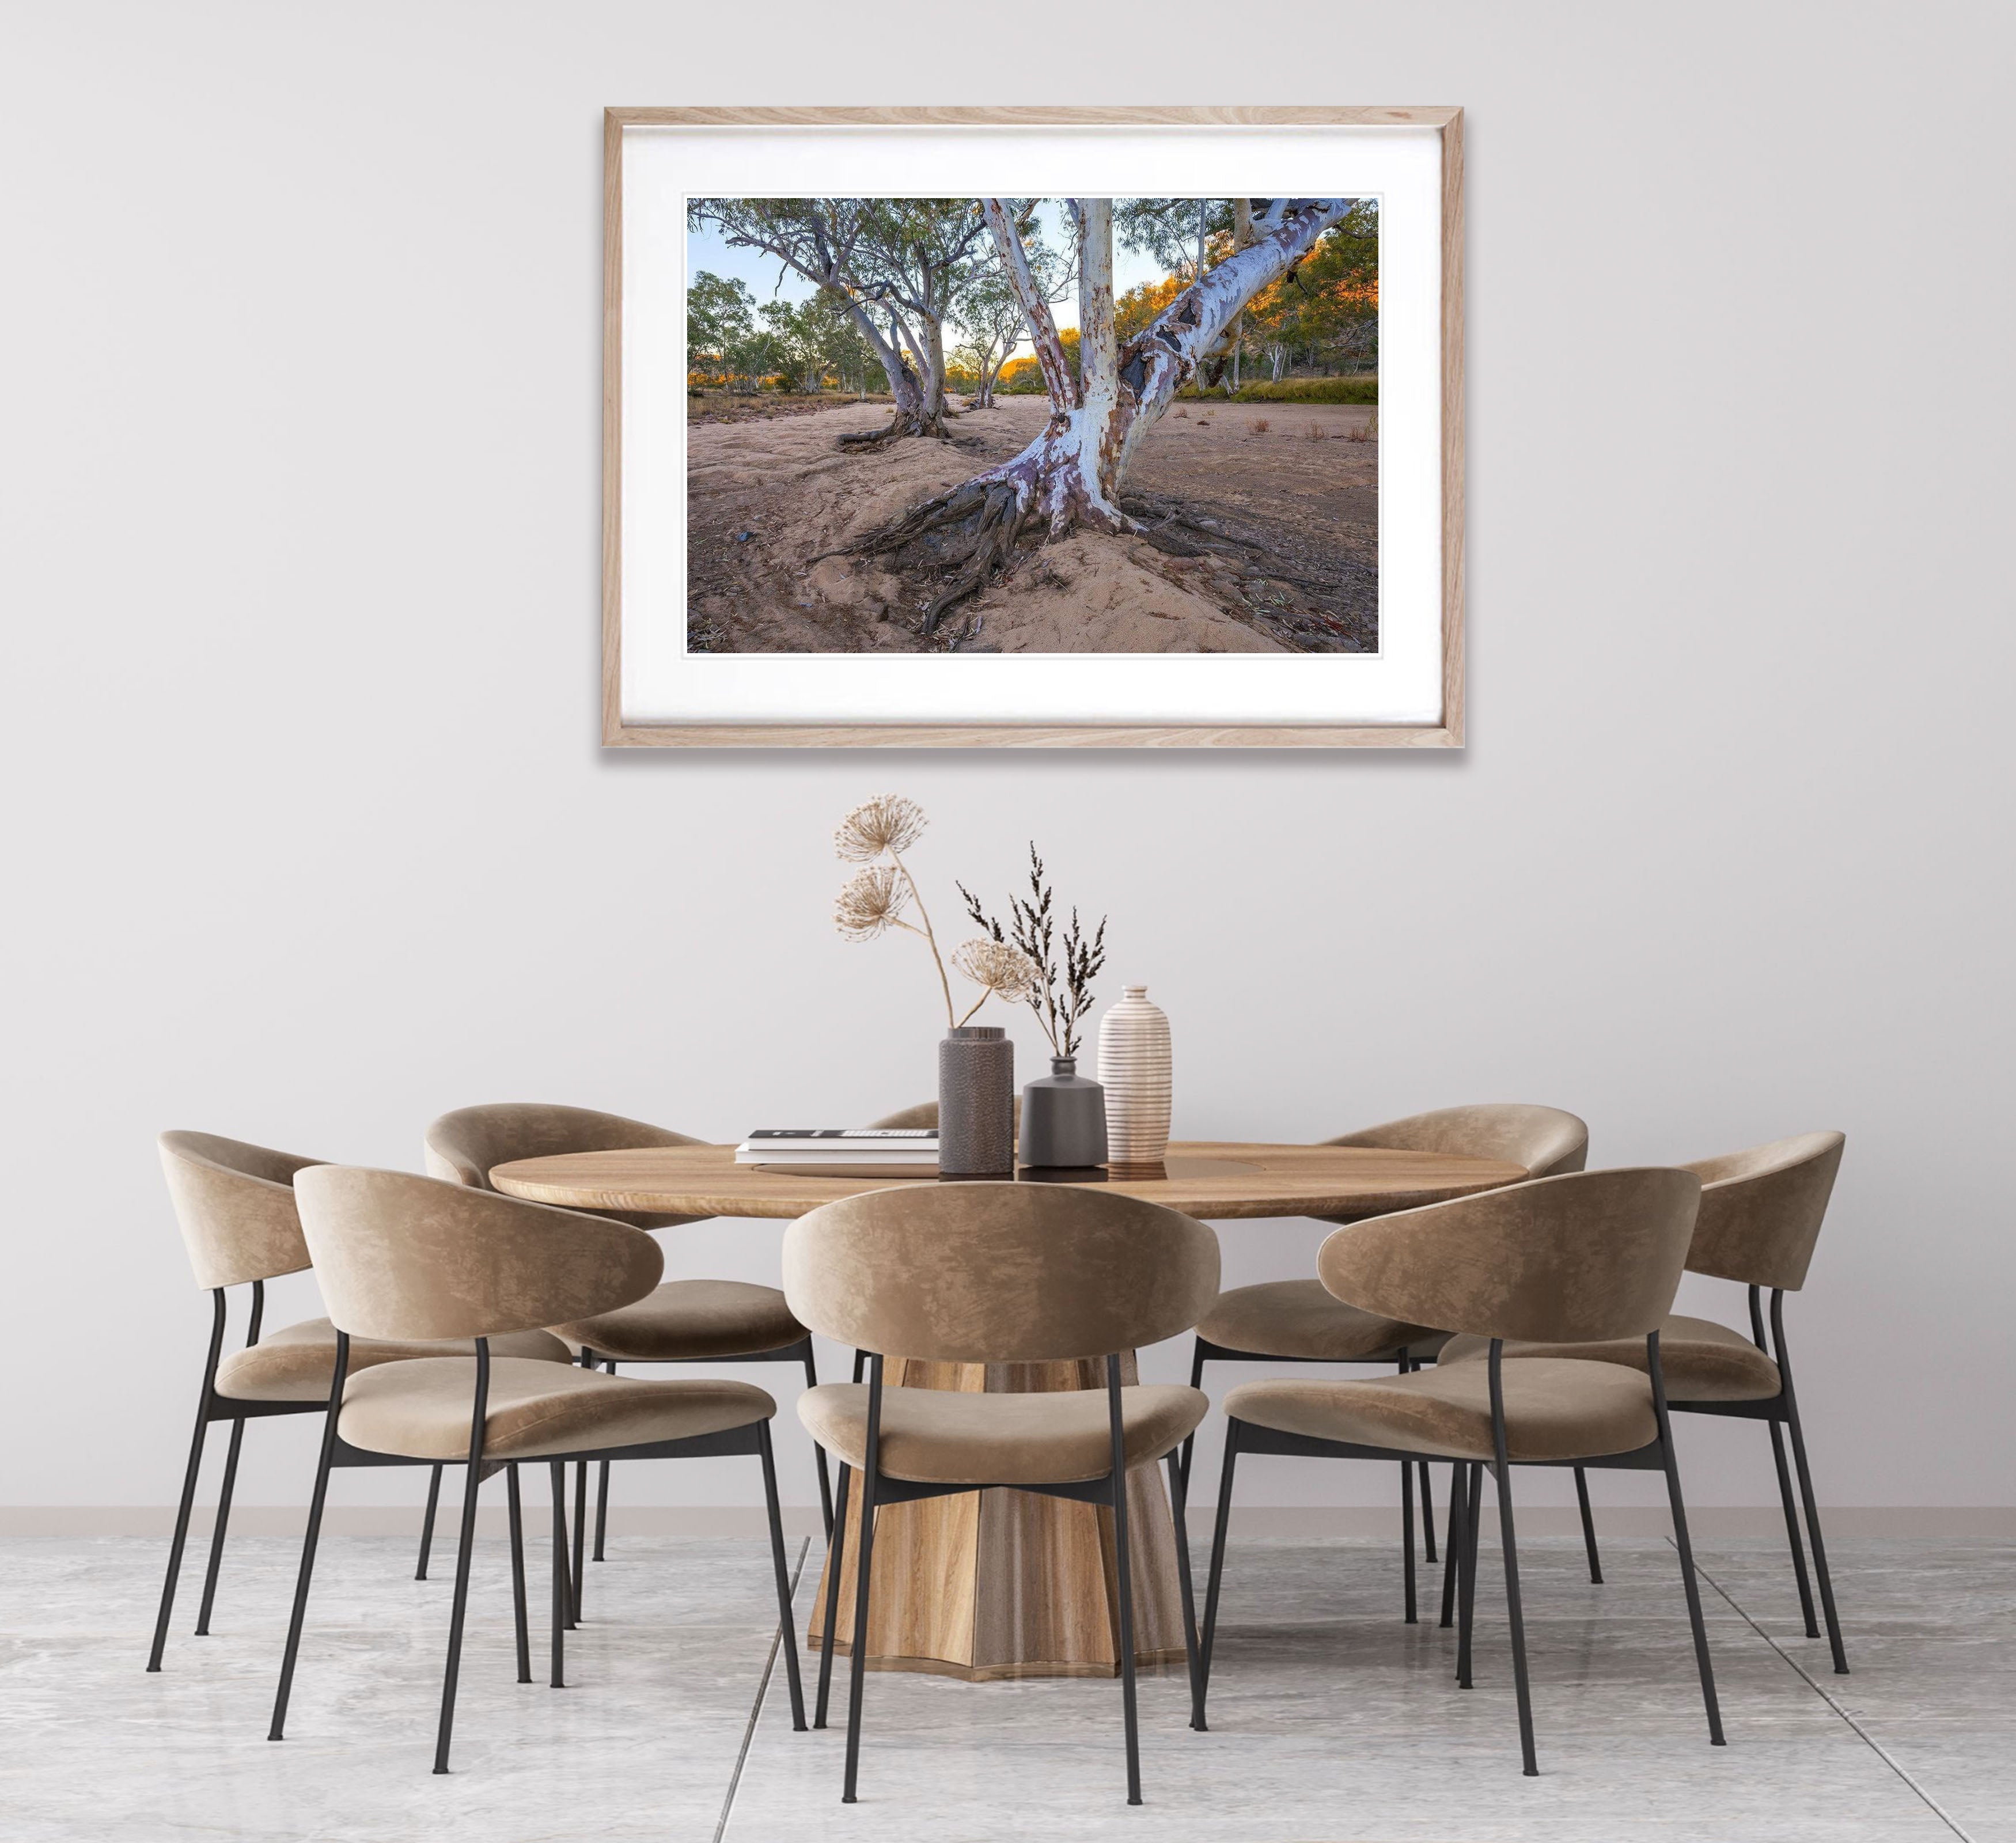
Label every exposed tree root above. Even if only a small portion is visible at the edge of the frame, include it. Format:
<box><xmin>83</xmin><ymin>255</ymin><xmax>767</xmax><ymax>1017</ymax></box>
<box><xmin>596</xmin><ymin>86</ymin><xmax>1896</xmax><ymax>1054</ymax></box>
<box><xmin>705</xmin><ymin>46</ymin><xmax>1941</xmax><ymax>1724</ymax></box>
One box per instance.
<box><xmin>831</xmin><ymin>475</ymin><xmax>1032</xmax><ymax>635</ymax></box>
<box><xmin>836</xmin><ymin>404</ymin><xmax>957</xmax><ymax>450</ymax></box>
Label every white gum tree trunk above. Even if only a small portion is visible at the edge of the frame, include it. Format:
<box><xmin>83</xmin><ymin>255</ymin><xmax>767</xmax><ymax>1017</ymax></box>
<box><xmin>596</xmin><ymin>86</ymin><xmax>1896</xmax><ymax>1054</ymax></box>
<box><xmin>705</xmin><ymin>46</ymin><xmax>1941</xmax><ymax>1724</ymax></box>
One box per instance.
<box><xmin>979</xmin><ymin>195</ymin><xmax>1348</xmax><ymax>532</ymax></box>
<box><xmin>844</xmin><ymin>196</ymin><xmax>1350</xmax><ymax>631</ymax></box>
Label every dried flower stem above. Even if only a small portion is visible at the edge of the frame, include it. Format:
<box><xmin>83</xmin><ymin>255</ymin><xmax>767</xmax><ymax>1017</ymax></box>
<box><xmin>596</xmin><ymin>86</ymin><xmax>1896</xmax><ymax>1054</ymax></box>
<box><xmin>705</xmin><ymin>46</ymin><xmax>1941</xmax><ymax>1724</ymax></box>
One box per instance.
<box><xmin>890</xmin><ymin>844</ymin><xmax>956</xmax><ymax>1029</ymax></box>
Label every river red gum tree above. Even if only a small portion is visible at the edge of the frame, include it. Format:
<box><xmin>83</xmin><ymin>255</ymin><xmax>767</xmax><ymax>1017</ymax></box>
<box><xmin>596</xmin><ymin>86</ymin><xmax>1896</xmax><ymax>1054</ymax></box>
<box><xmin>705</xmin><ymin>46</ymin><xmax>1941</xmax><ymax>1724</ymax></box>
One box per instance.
<box><xmin>844</xmin><ymin>196</ymin><xmax>1352</xmax><ymax>629</ymax></box>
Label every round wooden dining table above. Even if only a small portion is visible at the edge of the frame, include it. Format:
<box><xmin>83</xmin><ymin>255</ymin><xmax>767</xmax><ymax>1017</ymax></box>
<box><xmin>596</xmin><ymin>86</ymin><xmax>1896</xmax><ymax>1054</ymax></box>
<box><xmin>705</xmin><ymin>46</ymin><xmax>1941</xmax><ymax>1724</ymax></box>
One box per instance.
<box><xmin>489</xmin><ymin>1140</ymin><xmax>1528</xmax><ymax>1681</ymax></box>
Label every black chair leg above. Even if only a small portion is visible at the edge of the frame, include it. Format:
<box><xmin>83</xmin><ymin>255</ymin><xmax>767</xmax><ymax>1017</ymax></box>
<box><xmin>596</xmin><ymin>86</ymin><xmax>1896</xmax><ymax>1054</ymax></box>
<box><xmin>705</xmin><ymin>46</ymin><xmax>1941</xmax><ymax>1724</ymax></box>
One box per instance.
<box><xmin>149</xmin><ymin>1292</ymin><xmax>226</xmax><ymax>1672</ymax></box>
<box><xmin>1196</xmin><ymin>1418</ymin><xmax>1241</xmax><ymax>1730</ymax></box>
<box><xmin>506</xmin><ymin>1463</ymin><xmax>531</xmax><ymax>1684</ymax></box>
<box><xmin>1439</xmin><ymin>1460</ymin><xmax>1465</xmax><ymax>1630</ymax></box>
<box><xmin>433</xmin><ymin>1347</ymin><xmax>491</xmax><ymax>1774</ymax></box>
<box><xmin>415</xmin><ymin>1466</ymin><xmax>444</xmax><ymax>1580</ymax></box>
<box><xmin>840</xmin><ymin>1465</ymin><xmax>878</xmax><ymax>1802</ymax></box>
<box><xmin>567</xmin><ymin>1350</ymin><xmax>596</xmax><ymax>1622</ymax></box>
<box><xmin>1401</xmin><ymin>1459</ymin><xmax>1418</xmax><ymax>1624</ymax></box>
<box><xmin>591</xmin><ymin>1359</ymin><xmax>616</xmax><ymax>1564</ymax></box>
<box><xmin>1165</xmin><ymin>1451</ymin><xmax>1203</xmax><ymax>1730</ymax></box>
<box><xmin>1111</xmin><ymin>1470</ymin><xmax>1142</xmax><ymax>1806</ymax></box>
<box><xmin>1658</xmin><ymin>1427</ymin><xmax>1725</xmax><ymax>1744</ymax></box>
<box><xmin>1419</xmin><ymin>1457</ymin><xmax>1437</xmax><ymax>1564</ymax></box>
<box><xmin>549</xmin><ymin>1460</ymin><xmax>567</xmax><ymax>1689</ymax></box>
<box><xmin>1105</xmin><ymin>1356</ymin><xmax>1142</xmax><ymax>1806</ymax></box>
<box><xmin>1767</xmin><ymin>1419</ymin><xmax>1820</xmax><ymax>1636</ymax></box>
<box><xmin>758</xmin><ymin>1424</ymin><xmax>808</xmax><ymax>1730</ymax></box>
<box><xmin>1784</xmin><ymin>1393</ymin><xmax>1848</xmax><ymax>1674</ymax></box>
<box><xmin>592</xmin><ymin>1461</ymin><xmax>612</xmax><ymax>1564</ymax></box>
<box><xmin>1486</xmin><ymin>1348</ymin><xmax>1538</xmax><ymax>1773</ymax></box>
<box><xmin>1491</xmin><ymin>1453</ymin><xmax>1539</xmax><ymax>1775</ymax></box>
<box><xmin>814</xmin><ymin>1462</ymin><xmax>850</xmax><ymax>1729</ymax></box>
<box><xmin>1177</xmin><ymin>1339</ymin><xmax>1206</xmax><ymax>1502</ymax></box>
<box><xmin>1574</xmin><ymin>1465</ymin><xmax>1604</xmax><ymax>1583</ymax></box>
<box><xmin>192</xmin><ymin>1416</ymin><xmax>245</xmax><ymax>1636</ymax></box>
<box><xmin>803</xmin><ymin>1347</ymin><xmax>834</xmax><ymax>1541</ymax></box>
<box><xmin>1457</xmin><ymin>1463</ymin><xmax>1481</xmax><ymax>1687</ymax></box>
<box><xmin>148</xmin><ymin>1402</ymin><xmax>211</xmax><ymax>1671</ymax></box>
<box><xmin>269</xmin><ymin>1335</ymin><xmax>347</xmax><ymax>1741</ymax></box>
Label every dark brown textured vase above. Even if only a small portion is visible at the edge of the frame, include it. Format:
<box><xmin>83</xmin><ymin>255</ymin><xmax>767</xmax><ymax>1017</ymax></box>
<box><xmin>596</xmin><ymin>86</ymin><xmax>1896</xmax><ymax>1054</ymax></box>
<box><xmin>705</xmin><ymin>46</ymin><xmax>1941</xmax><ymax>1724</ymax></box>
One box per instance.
<box><xmin>938</xmin><ymin>1026</ymin><xmax>1014</xmax><ymax>1178</ymax></box>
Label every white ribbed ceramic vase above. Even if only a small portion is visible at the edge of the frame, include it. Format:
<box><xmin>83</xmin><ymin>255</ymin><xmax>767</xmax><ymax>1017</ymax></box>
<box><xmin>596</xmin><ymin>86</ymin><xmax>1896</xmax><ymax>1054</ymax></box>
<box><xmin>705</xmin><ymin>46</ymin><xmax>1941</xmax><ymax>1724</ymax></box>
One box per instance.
<box><xmin>1096</xmin><ymin>985</ymin><xmax>1172</xmax><ymax>1170</ymax></box>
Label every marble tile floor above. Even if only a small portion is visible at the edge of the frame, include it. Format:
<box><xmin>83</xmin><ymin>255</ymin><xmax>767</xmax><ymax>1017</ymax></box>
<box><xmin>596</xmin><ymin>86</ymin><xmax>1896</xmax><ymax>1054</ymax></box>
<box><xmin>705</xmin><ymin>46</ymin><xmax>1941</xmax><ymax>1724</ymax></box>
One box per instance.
<box><xmin>1</xmin><ymin>1533</ymin><xmax>2007</xmax><ymax>1842</ymax></box>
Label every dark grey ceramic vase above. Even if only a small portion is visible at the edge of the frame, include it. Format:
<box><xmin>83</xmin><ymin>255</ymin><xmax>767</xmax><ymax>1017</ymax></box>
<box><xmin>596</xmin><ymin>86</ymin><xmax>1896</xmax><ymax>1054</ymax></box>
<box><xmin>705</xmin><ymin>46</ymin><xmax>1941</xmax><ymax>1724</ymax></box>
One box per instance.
<box><xmin>938</xmin><ymin>1025</ymin><xmax>1014</xmax><ymax>1177</ymax></box>
<box><xmin>1018</xmin><ymin>1055</ymin><xmax>1108</xmax><ymax>1170</ymax></box>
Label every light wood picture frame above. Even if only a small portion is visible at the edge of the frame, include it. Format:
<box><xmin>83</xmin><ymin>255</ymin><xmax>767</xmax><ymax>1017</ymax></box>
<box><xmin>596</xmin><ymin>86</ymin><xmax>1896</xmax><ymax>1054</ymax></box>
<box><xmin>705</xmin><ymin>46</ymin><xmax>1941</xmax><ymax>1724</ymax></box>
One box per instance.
<box><xmin>602</xmin><ymin>107</ymin><xmax>1464</xmax><ymax>749</ymax></box>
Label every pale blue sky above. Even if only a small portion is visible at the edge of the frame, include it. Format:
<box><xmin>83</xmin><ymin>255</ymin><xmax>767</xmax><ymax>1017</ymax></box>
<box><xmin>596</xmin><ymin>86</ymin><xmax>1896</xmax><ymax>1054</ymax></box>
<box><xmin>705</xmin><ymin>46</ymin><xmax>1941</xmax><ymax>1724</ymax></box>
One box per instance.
<box><xmin>685</xmin><ymin>200</ymin><xmax>1176</xmax><ymax>337</ymax></box>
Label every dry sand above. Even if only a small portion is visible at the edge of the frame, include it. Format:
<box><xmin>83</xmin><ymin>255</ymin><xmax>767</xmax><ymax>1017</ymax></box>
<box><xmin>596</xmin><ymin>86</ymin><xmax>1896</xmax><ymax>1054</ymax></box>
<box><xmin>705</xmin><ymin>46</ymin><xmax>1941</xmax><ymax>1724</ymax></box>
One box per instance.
<box><xmin>686</xmin><ymin>395</ymin><xmax>1377</xmax><ymax>654</ymax></box>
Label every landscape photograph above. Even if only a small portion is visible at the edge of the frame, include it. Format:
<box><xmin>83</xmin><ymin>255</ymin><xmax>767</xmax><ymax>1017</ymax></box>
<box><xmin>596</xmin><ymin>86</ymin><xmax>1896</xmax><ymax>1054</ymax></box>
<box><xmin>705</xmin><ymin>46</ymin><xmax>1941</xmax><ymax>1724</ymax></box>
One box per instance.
<box><xmin>684</xmin><ymin>196</ymin><xmax>1378</xmax><ymax>655</ymax></box>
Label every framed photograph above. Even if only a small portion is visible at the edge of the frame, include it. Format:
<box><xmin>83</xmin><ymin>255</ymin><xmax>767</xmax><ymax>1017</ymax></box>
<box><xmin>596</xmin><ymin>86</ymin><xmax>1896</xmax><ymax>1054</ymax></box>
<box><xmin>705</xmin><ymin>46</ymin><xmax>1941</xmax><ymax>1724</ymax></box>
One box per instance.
<box><xmin>602</xmin><ymin>107</ymin><xmax>1462</xmax><ymax>748</ymax></box>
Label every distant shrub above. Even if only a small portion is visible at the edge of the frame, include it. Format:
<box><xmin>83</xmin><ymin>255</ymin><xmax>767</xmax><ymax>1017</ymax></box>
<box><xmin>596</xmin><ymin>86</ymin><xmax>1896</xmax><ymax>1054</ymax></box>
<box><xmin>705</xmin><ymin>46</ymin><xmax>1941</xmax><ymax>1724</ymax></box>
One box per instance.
<box><xmin>1184</xmin><ymin>376</ymin><xmax>1378</xmax><ymax>405</ymax></box>
<box><xmin>1250</xmin><ymin>416</ymin><xmax>1271</xmax><ymax>434</ymax></box>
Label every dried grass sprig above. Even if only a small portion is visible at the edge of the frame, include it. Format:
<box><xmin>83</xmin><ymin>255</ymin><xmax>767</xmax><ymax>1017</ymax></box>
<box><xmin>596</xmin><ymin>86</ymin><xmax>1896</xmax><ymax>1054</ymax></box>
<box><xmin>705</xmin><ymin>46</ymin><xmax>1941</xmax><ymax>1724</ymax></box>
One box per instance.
<box><xmin>960</xmin><ymin>844</ymin><xmax>1109</xmax><ymax>1057</ymax></box>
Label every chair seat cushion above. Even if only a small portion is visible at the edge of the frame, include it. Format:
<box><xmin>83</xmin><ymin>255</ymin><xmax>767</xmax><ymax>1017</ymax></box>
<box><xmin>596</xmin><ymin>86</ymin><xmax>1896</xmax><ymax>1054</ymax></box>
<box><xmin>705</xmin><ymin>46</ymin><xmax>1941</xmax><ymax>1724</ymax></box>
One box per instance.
<box><xmin>798</xmin><ymin>1382</ymin><xmax>1208</xmax><ymax>1486</ymax></box>
<box><xmin>555</xmin><ymin>1279</ymin><xmax>808</xmax><ymax>1363</ymax></box>
<box><xmin>1225</xmin><ymin>1358</ymin><xmax>1657</xmax><ymax>1463</ymax></box>
<box><xmin>213</xmin><ymin>1317</ymin><xmax>570</xmax><ymax>1402</ymax></box>
<box><xmin>338</xmin><ymin>1357</ymin><xmax>775</xmax><ymax>1461</ymax></box>
<box><xmin>1438</xmin><ymin>1314</ymin><xmax>1782</xmax><ymax>1402</ymax></box>
<box><xmin>1198</xmin><ymin>1278</ymin><xmax>1449</xmax><ymax>1363</ymax></box>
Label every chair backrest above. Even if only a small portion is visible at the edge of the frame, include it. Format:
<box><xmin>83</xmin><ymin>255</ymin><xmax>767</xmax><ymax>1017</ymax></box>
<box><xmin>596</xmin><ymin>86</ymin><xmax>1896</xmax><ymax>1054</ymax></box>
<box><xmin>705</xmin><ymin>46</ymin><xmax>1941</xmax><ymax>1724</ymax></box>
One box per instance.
<box><xmin>783</xmin><ymin>1183</ymin><xmax>1220</xmax><ymax>1364</ymax></box>
<box><xmin>424</xmin><ymin>1102</ymin><xmax>705</xmax><ymax>1230</ymax></box>
<box><xmin>294</xmin><ymin>1166</ymin><xmax>664</xmax><ymax>1343</ymax></box>
<box><xmin>1317</xmin><ymin>1167</ymin><xmax>1700</xmax><ymax>1345</ymax></box>
<box><xmin>1328</xmin><ymin>1104</ymin><xmax>1589</xmax><ymax>1180</ymax></box>
<box><xmin>869</xmin><ymin>1102</ymin><xmax>939</xmax><ymax>1130</ymax></box>
<box><xmin>159</xmin><ymin>1131</ymin><xmax>323</xmax><ymax>1290</ymax></box>
<box><xmin>1680</xmin><ymin>1131</ymin><xmax>1845</xmax><ymax>1291</ymax></box>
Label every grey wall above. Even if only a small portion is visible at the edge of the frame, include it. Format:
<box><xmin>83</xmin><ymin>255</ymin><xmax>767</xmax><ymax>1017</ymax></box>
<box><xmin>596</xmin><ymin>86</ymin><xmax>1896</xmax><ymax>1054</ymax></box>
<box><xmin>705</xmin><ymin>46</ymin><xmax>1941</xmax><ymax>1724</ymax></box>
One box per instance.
<box><xmin>3</xmin><ymin>1</ymin><xmax>2010</xmax><ymax>1520</ymax></box>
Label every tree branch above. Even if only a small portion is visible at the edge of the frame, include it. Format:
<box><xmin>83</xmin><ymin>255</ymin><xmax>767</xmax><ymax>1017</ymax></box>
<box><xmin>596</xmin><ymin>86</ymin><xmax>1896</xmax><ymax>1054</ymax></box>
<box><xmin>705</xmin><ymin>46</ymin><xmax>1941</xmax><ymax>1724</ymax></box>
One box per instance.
<box><xmin>982</xmin><ymin>197</ymin><xmax>1077</xmax><ymax>409</ymax></box>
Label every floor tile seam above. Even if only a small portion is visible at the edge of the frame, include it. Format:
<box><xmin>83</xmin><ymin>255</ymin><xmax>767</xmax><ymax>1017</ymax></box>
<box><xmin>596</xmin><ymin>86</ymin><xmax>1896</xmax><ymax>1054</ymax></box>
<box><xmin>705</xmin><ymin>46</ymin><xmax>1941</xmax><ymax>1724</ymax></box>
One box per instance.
<box><xmin>714</xmin><ymin>1535</ymin><xmax>810</xmax><ymax>1843</ymax></box>
<box><xmin>1678</xmin><ymin>1541</ymin><xmax>1976</xmax><ymax>1842</ymax></box>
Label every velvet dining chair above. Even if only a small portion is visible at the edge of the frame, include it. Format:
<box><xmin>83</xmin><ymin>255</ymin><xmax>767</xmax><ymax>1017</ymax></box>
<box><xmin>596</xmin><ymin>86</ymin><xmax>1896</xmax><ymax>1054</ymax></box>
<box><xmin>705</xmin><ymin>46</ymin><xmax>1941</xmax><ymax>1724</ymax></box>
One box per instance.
<box><xmin>785</xmin><ymin>1181</ymin><xmax>1218</xmax><ymax>1806</ymax></box>
<box><xmin>425</xmin><ymin>1103</ymin><xmax>834</xmax><ymax>1620</ymax></box>
<box><xmin>149</xmin><ymin>1131</ymin><xmax>570</xmax><ymax>1673</ymax></box>
<box><xmin>1180</xmin><ymin>1104</ymin><xmax>1593</xmax><ymax>1615</ymax></box>
<box><xmin>1199</xmin><ymin>1166</ymin><xmax>1723</xmax><ymax>1776</ymax></box>
<box><xmin>1441</xmin><ymin>1131</ymin><xmax>1850</xmax><ymax>1671</ymax></box>
<box><xmin>270</xmin><ymin>1166</ymin><xmax>804</xmax><ymax>1773</ymax></box>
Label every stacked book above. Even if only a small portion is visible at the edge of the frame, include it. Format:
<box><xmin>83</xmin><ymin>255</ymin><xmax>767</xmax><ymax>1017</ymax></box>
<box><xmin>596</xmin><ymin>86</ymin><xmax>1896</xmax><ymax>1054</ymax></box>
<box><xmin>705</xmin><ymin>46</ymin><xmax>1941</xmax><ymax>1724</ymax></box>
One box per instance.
<box><xmin>734</xmin><ymin>1128</ymin><xmax>939</xmax><ymax>1177</ymax></box>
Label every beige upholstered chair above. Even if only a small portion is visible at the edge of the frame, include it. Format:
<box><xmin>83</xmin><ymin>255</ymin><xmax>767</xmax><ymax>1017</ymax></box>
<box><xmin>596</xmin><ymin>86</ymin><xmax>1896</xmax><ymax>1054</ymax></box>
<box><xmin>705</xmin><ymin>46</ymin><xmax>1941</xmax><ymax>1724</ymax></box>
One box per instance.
<box><xmin>1182</xmin><ymin>1105</ymin><xmax>1591</xmax><ymax>1612</ymax></box>
<box><xmin>425</xmin><ymin>1103</ymin><xmax>833</xmax><ymax>1611</ymax></box>
<box><xmin>270</xmin><ymin>1166</ymin><xmax>804</xmax><ymax>1773</ymax></box>
<box><xmin>1441</xmin><ymin>1131</ymin><xmax>1849</xmax><ymax>1671</ymax></box>
<box><xmin>1200</xmin><ymin>1168</ymin><xmax>1722</xmax><ymax>1776</ymax></box>
<box><xmin>149</xmin><ymin>1132</ymin><xmax>569</xmax><ymax>1672</ymax></box>
<box><xmin>785</xmin><ymin>1183</ymin><xmax>1220</xmax><ymax>1807</ymax></box>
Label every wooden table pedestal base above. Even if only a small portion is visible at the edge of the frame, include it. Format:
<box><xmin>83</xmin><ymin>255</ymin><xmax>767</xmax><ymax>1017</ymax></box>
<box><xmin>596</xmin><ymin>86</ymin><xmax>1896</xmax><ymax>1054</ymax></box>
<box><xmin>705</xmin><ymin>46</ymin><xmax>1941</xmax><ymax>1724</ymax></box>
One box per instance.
<box><xmin>808</xmin><ymin>1353</ymin><xmax>1191</xmax><ymax>1681</ymax></box>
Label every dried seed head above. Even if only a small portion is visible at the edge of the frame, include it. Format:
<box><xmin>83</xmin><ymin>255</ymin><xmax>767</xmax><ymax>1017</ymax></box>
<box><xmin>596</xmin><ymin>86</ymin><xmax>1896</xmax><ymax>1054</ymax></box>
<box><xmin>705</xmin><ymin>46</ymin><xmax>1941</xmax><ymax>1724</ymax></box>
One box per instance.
<box><xmin>950</xmin><ymin>938</ymin><xmax>1039</xmax><ymax>1003</ymax></box>
<box><xmin>833</xmin><ymin>864</ymin><xmax>910</xmax><ymax>940</ymax></box>
<box><xmin>835</xmin><ymin>794</ymin><xmax>927</xmax><ymax>862</ymax></box>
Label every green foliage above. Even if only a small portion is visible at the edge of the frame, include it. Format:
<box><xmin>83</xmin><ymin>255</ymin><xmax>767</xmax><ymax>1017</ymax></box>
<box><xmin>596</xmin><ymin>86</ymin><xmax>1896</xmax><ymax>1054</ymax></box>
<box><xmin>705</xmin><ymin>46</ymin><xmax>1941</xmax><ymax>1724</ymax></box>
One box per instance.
<box><xmin>687</xmin><ymin>270</ymin><xmax>755</xmax><ymax>367</ymax></box>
